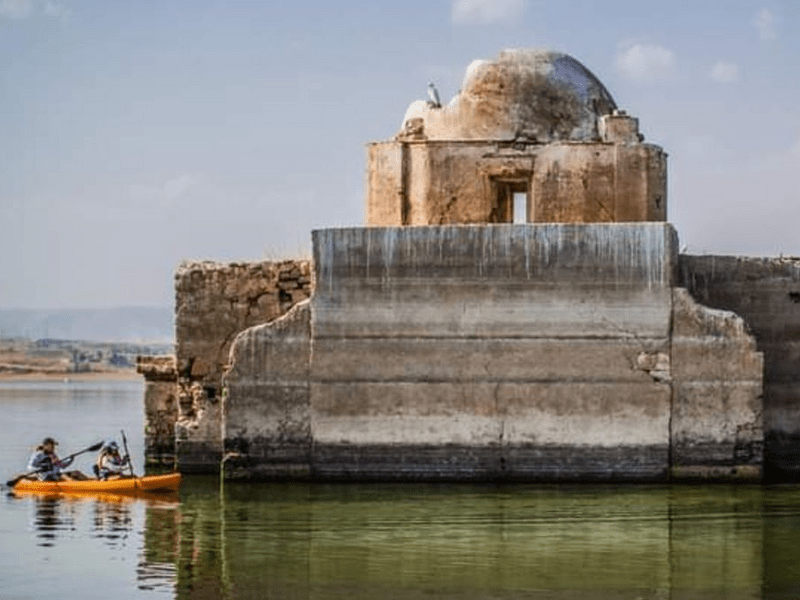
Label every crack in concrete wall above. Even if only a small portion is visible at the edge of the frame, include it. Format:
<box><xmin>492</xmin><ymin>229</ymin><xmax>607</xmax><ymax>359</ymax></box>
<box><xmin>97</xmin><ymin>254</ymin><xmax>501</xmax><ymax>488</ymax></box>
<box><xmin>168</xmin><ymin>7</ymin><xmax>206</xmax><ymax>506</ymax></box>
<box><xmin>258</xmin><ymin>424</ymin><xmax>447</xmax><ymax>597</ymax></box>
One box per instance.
<box><xmin>218</xmin><ymin>225</ymin><xmax>763</xmax><ymax>481</ymax></box>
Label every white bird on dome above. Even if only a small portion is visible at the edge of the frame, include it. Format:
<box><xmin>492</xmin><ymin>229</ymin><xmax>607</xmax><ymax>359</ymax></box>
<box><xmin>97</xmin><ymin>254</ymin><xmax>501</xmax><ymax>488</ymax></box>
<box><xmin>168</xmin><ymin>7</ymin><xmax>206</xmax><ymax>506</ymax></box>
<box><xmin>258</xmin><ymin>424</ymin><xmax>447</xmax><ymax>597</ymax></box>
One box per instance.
<box><xmin>427</xmin><ymin>82</ymin><xmax>442</xmax><ymax>108</ymax></box>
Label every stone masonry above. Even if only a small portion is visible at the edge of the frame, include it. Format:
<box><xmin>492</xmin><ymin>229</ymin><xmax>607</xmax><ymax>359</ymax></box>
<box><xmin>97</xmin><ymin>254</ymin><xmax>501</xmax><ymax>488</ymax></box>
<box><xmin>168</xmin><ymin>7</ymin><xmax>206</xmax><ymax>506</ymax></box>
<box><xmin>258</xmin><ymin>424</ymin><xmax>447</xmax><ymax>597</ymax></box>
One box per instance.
<box><xmin>136</xmin><ymin>355</ymin><xmax>178</xmax><ymax>466</ymax></box>
<box><xmin>172</xmin><ymin>260</ymin><xmax>312</xmax><ymax>472</ymax></box>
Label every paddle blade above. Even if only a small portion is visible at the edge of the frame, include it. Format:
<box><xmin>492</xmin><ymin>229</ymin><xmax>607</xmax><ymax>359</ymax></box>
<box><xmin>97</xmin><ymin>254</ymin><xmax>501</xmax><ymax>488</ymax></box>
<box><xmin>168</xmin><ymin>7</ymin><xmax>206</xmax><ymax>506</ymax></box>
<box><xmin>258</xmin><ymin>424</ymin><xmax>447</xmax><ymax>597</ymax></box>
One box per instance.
<box><xmin>5</xmin><ymin>475</ymin><xmax>22</xmax><ymax>487</ymax></box>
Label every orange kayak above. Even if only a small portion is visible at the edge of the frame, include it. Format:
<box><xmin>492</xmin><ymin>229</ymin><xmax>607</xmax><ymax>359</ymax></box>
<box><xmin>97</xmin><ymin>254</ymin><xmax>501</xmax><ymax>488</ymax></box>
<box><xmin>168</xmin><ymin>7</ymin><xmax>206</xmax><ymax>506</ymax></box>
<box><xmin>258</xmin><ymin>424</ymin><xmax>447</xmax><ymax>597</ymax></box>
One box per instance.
<box><xmin>13</xmin><ymin>472</ymin><xmax>181</xmax><ymax>494</ymax></box>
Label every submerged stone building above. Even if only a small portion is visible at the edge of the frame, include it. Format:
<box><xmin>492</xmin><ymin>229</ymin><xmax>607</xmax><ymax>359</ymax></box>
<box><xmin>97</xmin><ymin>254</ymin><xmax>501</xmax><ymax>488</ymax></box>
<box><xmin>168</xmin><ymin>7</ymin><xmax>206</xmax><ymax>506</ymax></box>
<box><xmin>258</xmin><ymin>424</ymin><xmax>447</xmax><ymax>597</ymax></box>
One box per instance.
<box><xmin>142</xmin><ymin>49</ymin><xmax>800</xmax><ymax>482</ymax></box>
<box><xmin>368</xmin><ymin>50</ymin><xmax>666</xmax><ymax>226</ymax></box>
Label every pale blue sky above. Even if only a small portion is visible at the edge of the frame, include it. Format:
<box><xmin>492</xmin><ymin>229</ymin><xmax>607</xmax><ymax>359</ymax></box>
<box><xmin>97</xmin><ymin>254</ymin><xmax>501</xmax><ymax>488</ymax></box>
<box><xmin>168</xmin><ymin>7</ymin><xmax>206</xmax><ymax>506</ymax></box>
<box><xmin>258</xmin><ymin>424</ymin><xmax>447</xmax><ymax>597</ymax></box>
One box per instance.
<box><xmin>1</xmin><ymin>0</ymin><xmax>798</xmax><ymax>308</ymax></box>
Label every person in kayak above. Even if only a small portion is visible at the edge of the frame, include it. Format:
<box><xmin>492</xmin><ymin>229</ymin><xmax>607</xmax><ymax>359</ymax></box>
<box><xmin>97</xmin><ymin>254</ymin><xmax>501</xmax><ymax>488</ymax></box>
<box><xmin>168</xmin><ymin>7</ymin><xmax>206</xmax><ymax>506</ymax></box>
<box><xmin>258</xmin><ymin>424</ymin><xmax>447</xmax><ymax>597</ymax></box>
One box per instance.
<box><xmin>93</xmin><ymin>440</ymin><xmax>130</xmax><ymax>480</ymax></box>
<box><xmin>27</xmin><ymin>437</ymin><xmax>75</xmax><ymax>481</ymax></box>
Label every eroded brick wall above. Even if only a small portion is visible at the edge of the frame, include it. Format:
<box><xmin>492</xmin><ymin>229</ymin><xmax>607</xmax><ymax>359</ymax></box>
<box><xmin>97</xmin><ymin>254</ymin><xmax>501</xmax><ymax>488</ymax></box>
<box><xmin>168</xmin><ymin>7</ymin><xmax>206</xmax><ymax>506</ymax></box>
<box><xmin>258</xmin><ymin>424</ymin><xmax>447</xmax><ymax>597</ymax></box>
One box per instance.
<box><xmin>173</xmin><ymin>259</ymin><xmax>313</xmax><ymax>472</ymax></box>
<box><xmin>137</xmin><ymin>355</ymin><xmax>178</xmax><ymax>466</ymax></box>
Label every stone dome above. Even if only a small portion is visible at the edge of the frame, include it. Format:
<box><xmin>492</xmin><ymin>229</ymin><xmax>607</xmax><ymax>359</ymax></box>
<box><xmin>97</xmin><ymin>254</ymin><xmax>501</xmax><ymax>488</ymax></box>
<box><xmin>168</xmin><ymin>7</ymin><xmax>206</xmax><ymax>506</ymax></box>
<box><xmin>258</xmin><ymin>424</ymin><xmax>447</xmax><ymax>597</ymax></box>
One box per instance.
<box><xmin>400</xmin><ymin>49</ymin><xmax>618</xmax><ymax>142</ymax></box>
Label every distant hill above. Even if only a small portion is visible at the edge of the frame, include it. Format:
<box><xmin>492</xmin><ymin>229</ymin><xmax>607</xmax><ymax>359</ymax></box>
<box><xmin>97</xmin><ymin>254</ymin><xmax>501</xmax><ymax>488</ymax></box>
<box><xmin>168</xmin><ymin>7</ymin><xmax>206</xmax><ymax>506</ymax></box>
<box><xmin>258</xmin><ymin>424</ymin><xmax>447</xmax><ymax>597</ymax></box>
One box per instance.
<box><xmin>0</xmin><ymin>307</ymin><xmax>173</xmax><ymax>344</ymax></box>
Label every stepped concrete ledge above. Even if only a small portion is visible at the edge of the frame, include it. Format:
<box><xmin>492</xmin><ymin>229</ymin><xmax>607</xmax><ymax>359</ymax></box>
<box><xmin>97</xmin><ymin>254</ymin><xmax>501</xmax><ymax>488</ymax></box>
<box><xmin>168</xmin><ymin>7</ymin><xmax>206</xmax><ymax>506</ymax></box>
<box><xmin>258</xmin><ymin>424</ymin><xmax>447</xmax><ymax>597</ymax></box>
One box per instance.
<box><xmin>221</xmin><ymin>224</ymin><xmax>763</xmax><ymax>482</ymax></box>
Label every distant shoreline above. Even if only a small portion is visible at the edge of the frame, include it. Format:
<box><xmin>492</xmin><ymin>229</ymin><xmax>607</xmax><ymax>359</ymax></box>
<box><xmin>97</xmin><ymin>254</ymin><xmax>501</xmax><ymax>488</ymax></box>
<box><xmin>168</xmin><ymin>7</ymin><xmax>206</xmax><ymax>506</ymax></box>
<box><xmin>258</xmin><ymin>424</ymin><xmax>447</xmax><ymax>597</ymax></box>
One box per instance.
<box><xmin>0</xmin><ymin>369</ymin><xmax>143</xmax><ymax>382</ymax></box>
<box><xmin>1</xmin><ymin>337</ymin><xmax>167</xmax><ymax>383</ymax></box>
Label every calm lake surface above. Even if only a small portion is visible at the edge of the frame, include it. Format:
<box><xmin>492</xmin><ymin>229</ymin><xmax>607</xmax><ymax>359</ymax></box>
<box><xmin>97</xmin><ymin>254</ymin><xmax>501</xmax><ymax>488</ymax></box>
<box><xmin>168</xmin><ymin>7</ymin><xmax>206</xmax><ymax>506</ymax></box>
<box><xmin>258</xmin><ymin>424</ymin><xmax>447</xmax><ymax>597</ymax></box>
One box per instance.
<box><xmin>2</xmin><ymin>380</ymin><xmax>800</xmax><ymax>599</ymax></box>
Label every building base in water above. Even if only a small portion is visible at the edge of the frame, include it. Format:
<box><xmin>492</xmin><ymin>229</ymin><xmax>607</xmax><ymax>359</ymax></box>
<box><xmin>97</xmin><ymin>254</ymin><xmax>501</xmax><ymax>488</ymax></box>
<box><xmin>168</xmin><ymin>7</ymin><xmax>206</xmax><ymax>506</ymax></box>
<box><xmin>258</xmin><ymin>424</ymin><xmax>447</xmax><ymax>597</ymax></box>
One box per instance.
<box><xmin>220</xmin><ymin>223</ymin><xmax>762</xmax><ymax>482</ymax></box>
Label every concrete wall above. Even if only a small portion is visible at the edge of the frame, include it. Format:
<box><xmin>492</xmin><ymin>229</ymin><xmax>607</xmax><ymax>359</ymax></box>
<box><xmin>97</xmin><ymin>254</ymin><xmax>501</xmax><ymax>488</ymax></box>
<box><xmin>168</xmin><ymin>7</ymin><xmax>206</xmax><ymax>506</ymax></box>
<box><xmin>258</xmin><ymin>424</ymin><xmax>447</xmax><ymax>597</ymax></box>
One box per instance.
<box><xmin>221</xmin><ymin>223</ymin><xmax>759</xmax><ymax>481</ymax></box>
<box><xmin>309</xmin><ymin>224</ymin><xmax>676</xmax><ymax>481</ymax></box>
<box><xmin>173</xmin><ymin>260</ymin><xmax>312</xmax><ymax>472</ymax></box>
<box><xmin>680</xmin><ymin>255</ymin><xmax>799</xmax><ymax>480</ymax></box>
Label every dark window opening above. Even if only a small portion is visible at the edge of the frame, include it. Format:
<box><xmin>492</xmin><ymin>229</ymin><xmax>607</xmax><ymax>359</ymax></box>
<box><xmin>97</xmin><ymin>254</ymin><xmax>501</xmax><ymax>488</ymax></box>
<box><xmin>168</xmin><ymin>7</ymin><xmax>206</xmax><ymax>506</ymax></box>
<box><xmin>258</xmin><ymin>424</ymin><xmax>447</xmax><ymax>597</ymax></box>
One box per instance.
<box><xmin>493</xmin><ymin>179</ymin><xmax>529</xmax><ymax>223</ymax></box>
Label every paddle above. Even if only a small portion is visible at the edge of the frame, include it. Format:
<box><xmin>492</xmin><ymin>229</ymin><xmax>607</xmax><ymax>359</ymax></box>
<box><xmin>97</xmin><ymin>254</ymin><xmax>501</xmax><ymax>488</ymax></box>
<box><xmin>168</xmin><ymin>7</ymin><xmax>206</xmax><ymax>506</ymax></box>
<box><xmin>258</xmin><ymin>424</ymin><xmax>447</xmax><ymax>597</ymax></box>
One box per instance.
<box><xmin>120</xmin><ymin>429</ymin><xmax>136</xmax><ymax>477</ymax></box>
<box><xmin>5</xmin><ymin>440</ymin><xmax>104</xmax><ymax>487</ymax></box>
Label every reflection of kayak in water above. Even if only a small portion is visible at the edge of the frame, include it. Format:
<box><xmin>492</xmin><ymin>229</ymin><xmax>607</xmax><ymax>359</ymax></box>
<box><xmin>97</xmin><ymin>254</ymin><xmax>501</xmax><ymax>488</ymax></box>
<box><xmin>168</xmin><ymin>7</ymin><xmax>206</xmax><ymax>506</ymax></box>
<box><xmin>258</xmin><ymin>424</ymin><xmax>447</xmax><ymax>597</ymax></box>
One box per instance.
<box><xmin>11</xmin><ymin>486</ymin><xmax>179</xmax><ymax>504</ymax></box>
<box><xmin>12</xmin><ymin>472</ymin><xmax>181</xmax><ymax>495</ymax></box>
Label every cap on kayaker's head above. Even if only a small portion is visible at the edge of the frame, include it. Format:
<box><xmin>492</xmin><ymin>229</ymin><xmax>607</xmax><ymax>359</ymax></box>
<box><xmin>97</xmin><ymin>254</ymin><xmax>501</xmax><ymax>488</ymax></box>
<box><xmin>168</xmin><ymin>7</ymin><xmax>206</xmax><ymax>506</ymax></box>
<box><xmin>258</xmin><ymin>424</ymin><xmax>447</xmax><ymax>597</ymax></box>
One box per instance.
<box><xmin>42</xmin><ymin>437</ymin><xmax>57</xmax><ymax>447</ymax></box>
<box><xmin>103</xmin><ymin>440</ymin><xmax>119</xmax><ymax>453</ymax></box>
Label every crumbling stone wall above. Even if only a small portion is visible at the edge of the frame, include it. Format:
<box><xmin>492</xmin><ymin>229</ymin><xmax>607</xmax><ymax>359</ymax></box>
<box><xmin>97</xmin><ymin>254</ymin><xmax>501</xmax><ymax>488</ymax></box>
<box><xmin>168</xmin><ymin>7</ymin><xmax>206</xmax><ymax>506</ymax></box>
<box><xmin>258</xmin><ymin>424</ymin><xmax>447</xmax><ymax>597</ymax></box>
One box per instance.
<box><xmin>174</xmin><ymin>259</ymin><xmax>312</xmax><ymax>472</ymax></box>
<box><xmin>670</xmin><ymin>288</ymin><xmax>763</xmax><ymax>479</ymax></box>
<box><xmin>680</xmin><ymin>255</ymin><xmax>800</xmax><ymax>480</ymax></box>
<box><xmin>137</xmin><ymin>355</ymin><xmax>178</xmax><ymax>466</ymax></box>
<box><xmin>223</xmin><ymin>300</ymin><xmax>311</xmax><ymax>479</ymax></box>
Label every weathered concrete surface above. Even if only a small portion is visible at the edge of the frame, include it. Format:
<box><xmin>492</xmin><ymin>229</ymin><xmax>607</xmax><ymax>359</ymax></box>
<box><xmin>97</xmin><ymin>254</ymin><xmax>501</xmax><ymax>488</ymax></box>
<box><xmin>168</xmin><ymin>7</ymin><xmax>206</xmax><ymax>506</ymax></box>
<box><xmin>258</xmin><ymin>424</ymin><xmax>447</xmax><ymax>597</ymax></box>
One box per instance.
<box><xmin>136</xmin><ymin>355</ymin><xmax>177</xmax><ymax>466</ymax></box>
<box><xmin>671</xmin><ymin>288</ymin><xmax>763</xmax><ymax>479</ymax></box>
<box><xmin>219</xmin><ymin>224</ymin><xmax>767</xmax><ymax>481</ymax></box>
<box><xmin>680</xmin><ymin>255</ymin><xmax>799</xmax><ymax>480</ymax></box>
<box><xmin>173</xmin><ymin>260</ymin><xmax>312</xmax><ymax>472</ymax></box>
<box><xmin>222</xmin><ymin>300</ymin><xmax>311</xmax><ymax>479</ymax></box>
<box><xmin>309</xmin><ymin>223</ymin><xmax>676</xmax><ymax>481</ymax></box>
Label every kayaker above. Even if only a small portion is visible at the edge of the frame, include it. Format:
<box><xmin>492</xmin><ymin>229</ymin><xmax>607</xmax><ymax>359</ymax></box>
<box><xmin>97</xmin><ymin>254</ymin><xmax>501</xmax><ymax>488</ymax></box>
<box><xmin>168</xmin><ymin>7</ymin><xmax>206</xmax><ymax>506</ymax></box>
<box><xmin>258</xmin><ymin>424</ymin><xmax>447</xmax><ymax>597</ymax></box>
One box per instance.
<box><xmin>27</xmin><ymin>437</ymin><xmax>74</xmax><ymax>481</ymax></box>
<box><xmin>94</xmin><ymin>440</ymin><xmax>130</xmax><ymax>480</ymax></box>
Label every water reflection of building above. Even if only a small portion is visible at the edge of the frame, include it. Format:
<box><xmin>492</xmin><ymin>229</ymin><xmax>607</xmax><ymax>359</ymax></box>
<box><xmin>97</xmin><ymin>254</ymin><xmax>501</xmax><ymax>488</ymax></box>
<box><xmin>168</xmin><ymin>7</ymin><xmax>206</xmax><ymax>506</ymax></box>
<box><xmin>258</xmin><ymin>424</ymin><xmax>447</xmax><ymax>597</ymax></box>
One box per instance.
<box><xmin>143</xmin><ymin>478</ymin><xmax>227</xmax><ymax>599</ymax></box>
<box><xmin>138</xmin><ymin>501</ymin><xmax>181</xmax><ymax>594</ymax></box>
<box><xmin>146</xmin><ymin>481</ymin><xmax>787</xmax><ymax>599</ymax></box>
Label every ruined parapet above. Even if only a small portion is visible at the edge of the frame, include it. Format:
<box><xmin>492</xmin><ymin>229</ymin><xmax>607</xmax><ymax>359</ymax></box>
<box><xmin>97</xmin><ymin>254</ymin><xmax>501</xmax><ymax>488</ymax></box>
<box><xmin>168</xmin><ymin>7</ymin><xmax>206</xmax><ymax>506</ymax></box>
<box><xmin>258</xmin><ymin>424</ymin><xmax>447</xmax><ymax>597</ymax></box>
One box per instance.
<box><xmin>222</xmin><ymin>300</ymin><xmax>311</xmax><ymax>479</ymax></box>
<box><xmin>137</xmin><ymin>355</ymin><xmax>178</xmax><ymax>466</ymax></box>
<box><xmin>174</xmin><ymin>259</ymin><xmax>313</xmax><ymax>472</ymax></box>
<box><xmin>670</xmin><ymin>288</ymin><xmax>764</xmax><ymax>479</ymax></box>
<box><xmin>367</xmin><ymin>49</ymin><xmax>667</xmax><ymax>227</ymax></box>
<box><xmin>680</xmin><ymin>255</ymin><xmax>800</xmax><ymax>480</ymax></box>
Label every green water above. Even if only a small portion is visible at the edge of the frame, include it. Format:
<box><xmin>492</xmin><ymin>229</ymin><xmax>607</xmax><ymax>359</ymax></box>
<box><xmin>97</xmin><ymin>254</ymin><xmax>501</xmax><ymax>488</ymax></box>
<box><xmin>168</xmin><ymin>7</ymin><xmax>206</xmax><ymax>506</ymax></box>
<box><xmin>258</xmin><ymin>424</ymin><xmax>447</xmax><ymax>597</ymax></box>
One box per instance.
<box><xmin>2</xmin><ymin>380</ymin><xmax>800</xmax><ymax>599</ymax></box>
<box><xmin>161</xmin><ymin>478</ymin><xmax>787</xmax><ymax>600</ymax></box>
